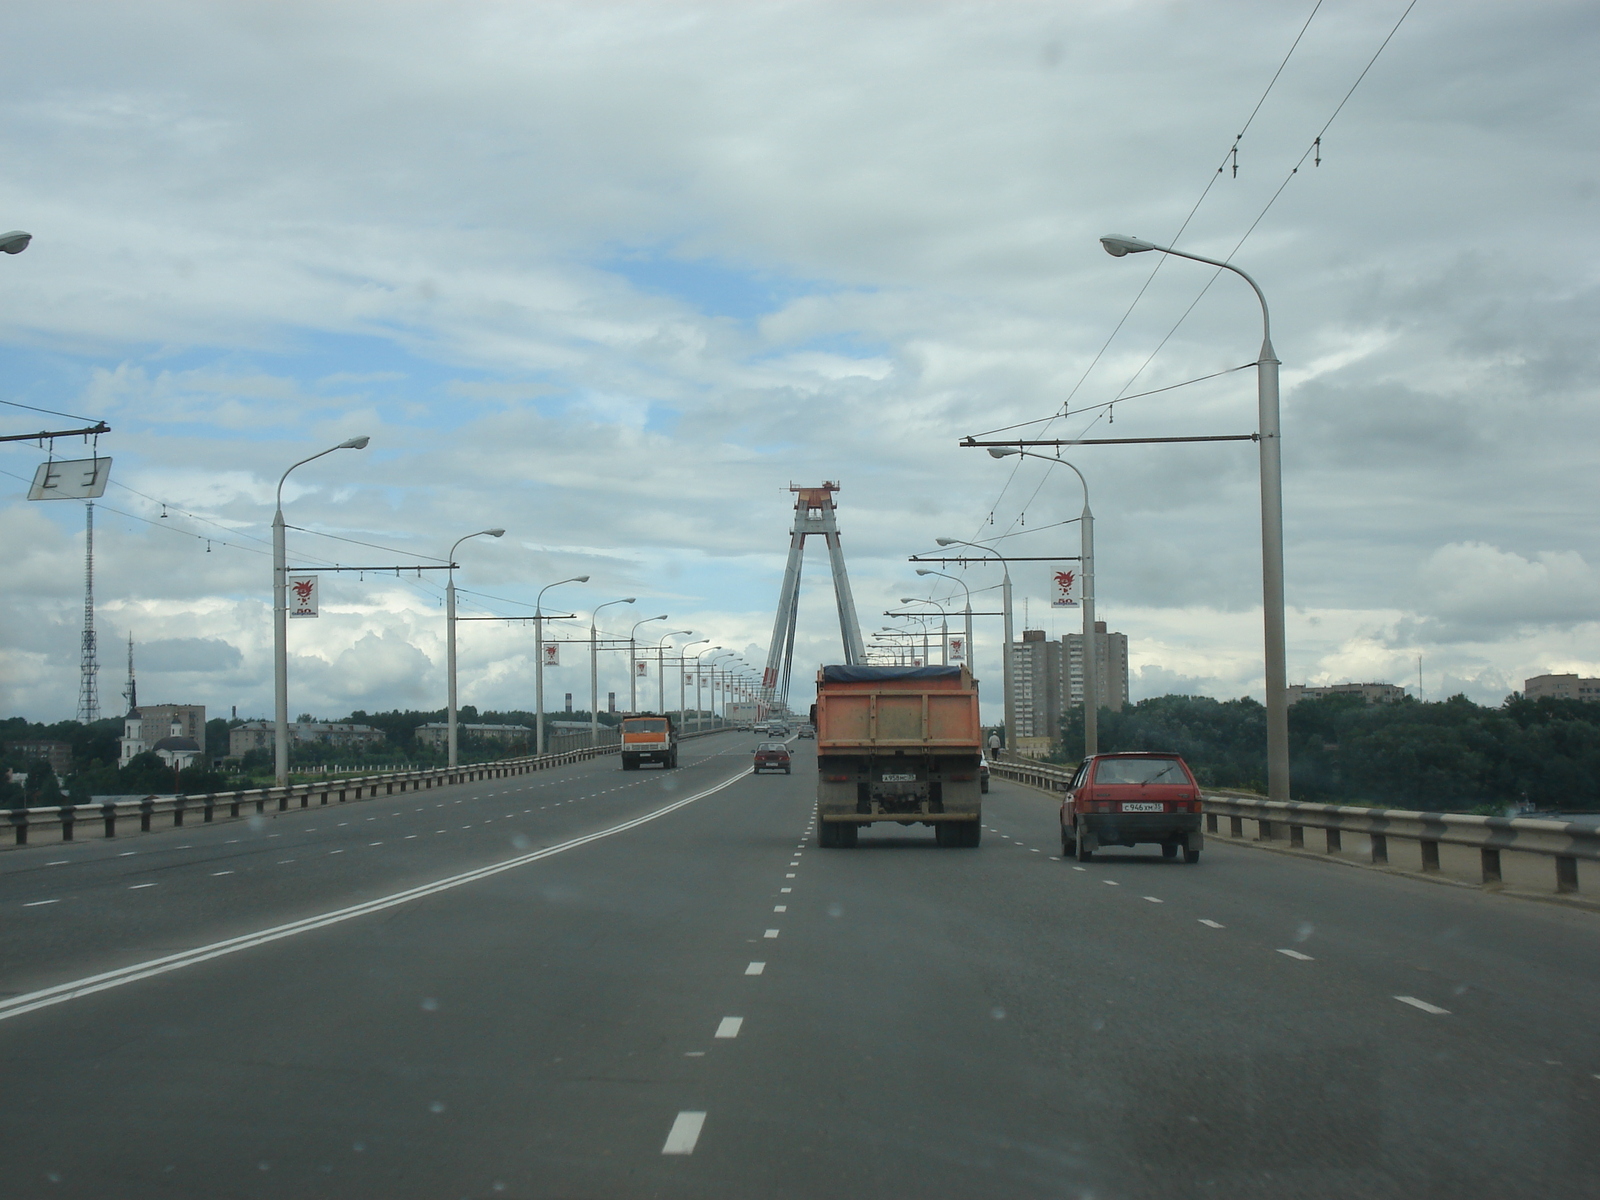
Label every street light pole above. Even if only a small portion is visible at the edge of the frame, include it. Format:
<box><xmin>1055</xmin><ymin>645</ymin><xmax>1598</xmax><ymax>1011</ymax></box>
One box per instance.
<box><xmin>985</xmin><ymin>449</ymin><xmax>1097</xmax><ymax>757</ymax></box>
<box><xmin>535</xmin><ymin>575</ymin><xmax>589</xmax><ymax>756</ymax></box>
<box><xmin>937</xmin><ymin>539</ymin><xmax>1014</xmax><ymax>753</ymax></box>
<box><xmin>918</xmin><ymin>570</ymin><xmax>974</xmax><ymax>674</ymax></box>
<box><xmin>590</xmin><ymin>598</ymin><xmax>636</xmax><ymax>747</ymax></box>
<box><xmin>272</xmin><ymin>436</ymin><xmax>370</xmax><ymax>786</ymax></box>
<box><xmin>1101</xmin><ymin>234</ymin><xmax>1287</xmax><ymax>800</ymax></box>
<box><xmin>446</xmin><ymin>528</ymin><xmax>505</xmax><ymax>770</ymax></box>
<box><xmin>629</xmin><ymin>614</ymin><xmax>668</xmax><ymax>714</ymax></box>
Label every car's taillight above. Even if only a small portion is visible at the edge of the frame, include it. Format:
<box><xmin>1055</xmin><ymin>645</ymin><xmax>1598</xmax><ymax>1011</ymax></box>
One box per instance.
<box><xmin>822</xmin><ymin>774</ymin><xmax>849</xmax><ymax>783</ymax></box>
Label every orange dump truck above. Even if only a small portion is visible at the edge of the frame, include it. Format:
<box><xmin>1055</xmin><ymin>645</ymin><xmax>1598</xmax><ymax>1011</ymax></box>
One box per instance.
<box><xmin>620</xmin><ymin>714</ymin><xmax>677</xmax><ymax>770</ymax></box>
<box><xmin>812</xmin><ymin>664</ymin><xmax>982</xmax><ymax>848</ymax></box>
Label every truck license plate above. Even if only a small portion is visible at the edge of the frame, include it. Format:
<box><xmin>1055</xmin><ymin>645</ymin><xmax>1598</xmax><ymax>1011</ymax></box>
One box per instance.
<box><xmin>881</xmin><ymin>773</ymin><xmax>916</xmax><ymax>782</ymax></box>
<box><xmin>1121</xmin><ymin>802</ymin><xmax>1164</xmax><ymax>812</ymax></box>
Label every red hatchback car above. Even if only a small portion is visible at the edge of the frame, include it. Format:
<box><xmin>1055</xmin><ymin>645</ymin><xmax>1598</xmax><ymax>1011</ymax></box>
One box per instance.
<box><xmin>754</xmin><ymin>742</ymin><xmax>792</xmax><ymax>774</ymax></box>
<box><xmin>1060</xmin><ymin>752</ymin><xmax>1204</xmax><ymax>863</ymax></box>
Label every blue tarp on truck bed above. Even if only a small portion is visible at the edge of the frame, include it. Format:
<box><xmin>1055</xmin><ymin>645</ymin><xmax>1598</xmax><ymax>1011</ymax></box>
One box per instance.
<box><xmin>819</xmin><ymin>665</ymin><xmax>964</xmax><ymax>682</ymax></box>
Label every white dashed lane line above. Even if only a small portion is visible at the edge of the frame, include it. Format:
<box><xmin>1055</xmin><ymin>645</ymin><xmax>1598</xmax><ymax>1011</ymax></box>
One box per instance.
<box><xmin>1199</xmin><ymin>919</ymin><xmax>1225</xmax><ymax>928</ymax></box>
<box><xmin>1277</xmin><ymin>948</ymin><xmax>1314</xmax><ymax>961</ymax></box>
<box><xmin>661</xmin><ymin>1110</ymin><xmax>706</xmax><ymax>1155</ymax></box>
<box><xmin>129</xmin><ymin>883</ymin><xmax>155</xmax><ymax>890</ymax></box>
<box><xmin>763</xmin><ymin>929</ymin><xmax>779</xmax><ymax>939</ymax></box>
<box><xmin>744</xmin><ymin>962</ymin><xmax>765</xmax><ymax>975</ymax></box>
<box><xmin>714</xmin><ymin>1017</ymin><xmax>743</xmax><ymax>1039</ymax></box>
<box><xmin>1395</xmin><ymin>995</ymin><xmax>1451</xmax><ymax>1015</ymax></box>
<box><xmin>1143</xmin><ymin>896</ymin><xmax>1163</xmax><ymax>903</ymax></box>
<box><xmin>24</xmin><ymin>899</ymin><xmax>60</xmax><ymax>907</ymax></box>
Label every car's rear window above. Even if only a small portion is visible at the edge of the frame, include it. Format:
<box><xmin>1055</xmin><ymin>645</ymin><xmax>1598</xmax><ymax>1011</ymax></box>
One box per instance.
<box><xmin>624</xmin><ymin>719</ymin><xmax>668</xmax><ymax>732</ymax></box>
<box><xmin>757</xmin><ymin>743</ymin><xmax>788</xmax><ymax>752</ymax></box>
<box><xmin>1092</xmin><ymin>757</ymin><xmax>1187</xmax><ymax>784</ymax></box>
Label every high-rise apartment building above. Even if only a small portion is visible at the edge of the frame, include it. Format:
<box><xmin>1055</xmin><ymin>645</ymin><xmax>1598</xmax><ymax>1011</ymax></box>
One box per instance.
<box><xmin>1008</xmin><ymin>622</ymin><xmax>1132</xmax><ymax>742</ymax></box>
<box><xmin>1064</xmin><ymin>621</ymin><xmax>1130</xmax><ymax>713</ymax></box>
<box><xmin>1524</xmin><ymin>674</ymin><xmax>1600</xmax><ymax>702</ymax></box>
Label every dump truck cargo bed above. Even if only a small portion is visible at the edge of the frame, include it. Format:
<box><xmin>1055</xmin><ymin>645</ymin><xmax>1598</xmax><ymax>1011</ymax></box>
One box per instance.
<box><xmin>812</xmin><ymin>665</ymin><xmax>983</xmax><ymax>848</ymax></box>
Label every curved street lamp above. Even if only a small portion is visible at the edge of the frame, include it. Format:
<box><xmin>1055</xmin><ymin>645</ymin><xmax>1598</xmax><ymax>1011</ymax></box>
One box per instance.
<box><xmin>985</xmin><ymin>448</ymin><xmax>1097</xmax><ymax>757</ymax></box>
<box><xmin>0</xmin><ymin>231</ymin><xmax>32</xmax><ymax>255</ymax></box>
<box><xmin>917</xmin><ymin>569</ymin><xmax>974</xmax><ymax>675</ymax></box>
<box><xmin>535</xmin><ymin>575</ymin><xmax>589</xmax><ymax>755</ymax></box>
<box><xmin>1101</xmin><ymin>233</ymin><xmax>1286</xmax><ymax>800</ymax></box>
<box><xmin>629</xmin><ymin>614</ymin><xmax>669</xmax><ymax>714</ymax></box>
<box><xmin>590</xmin><ymin>598</ymin><xmax>636</xmax><ymax>746</ymax></box>
<box><xmin>937</xmin><ymin>537</ymin><xmax>1014</xmax><ymax>752</ymax></box>
<box><xmin>446</xmin><ymin>528</ymin><xmax>505</xmax><ymax>769</ymax></box>
<box><xmin>272</xmin><ymin>435</ymin><xmax>371</xmax><ymax>785</ymax></box>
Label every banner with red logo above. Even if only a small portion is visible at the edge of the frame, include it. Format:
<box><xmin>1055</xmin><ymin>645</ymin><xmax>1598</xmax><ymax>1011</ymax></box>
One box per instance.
<box><xmin>1049</xmin><ymin>566</ymin><xmax>1079</xmax><ymax>608</ymax></box>
<box><xmin>289</xmin><ymin>575</ymin><xmax>318</xmax><ymax>618</ymax></box>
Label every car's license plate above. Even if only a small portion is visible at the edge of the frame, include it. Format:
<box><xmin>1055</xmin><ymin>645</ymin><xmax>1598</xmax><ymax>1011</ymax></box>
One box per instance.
<box><xmin>881</xmin><ymin>773</ymin><xmax>915</xmax><ymax>782</ymax></box>
<box><xmin>1121</xmin><ymin>802</ymin><xmax>1164</xmax><ymax>813</ymax></box>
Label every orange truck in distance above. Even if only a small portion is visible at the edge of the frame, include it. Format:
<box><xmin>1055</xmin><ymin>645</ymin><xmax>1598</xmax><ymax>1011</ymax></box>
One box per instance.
<box><xmin>812</xmin><ymin>664</ymin><xmax>982</xmax><ymax>848</ymax></box>
<box><xmin>620</xmin><ymin>715</ymin><xmax>678</xmax><ymax>770</ymax></box>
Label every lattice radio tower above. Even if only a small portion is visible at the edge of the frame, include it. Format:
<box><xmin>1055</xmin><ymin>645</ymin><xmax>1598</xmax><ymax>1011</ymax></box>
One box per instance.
<box><xmin>760</xmin><ymin>483</ymin><xmax>866</xmax><ymax>711</ymax></box>
<box><xmin>76</xmin><ymin>501</ymin><xmax>100</xmax><ymax>723</ymax></box>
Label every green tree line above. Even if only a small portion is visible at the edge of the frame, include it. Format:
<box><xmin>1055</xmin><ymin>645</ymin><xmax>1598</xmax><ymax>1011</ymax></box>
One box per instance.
<box><xmin>1058</xmin><ymin>693</ymin><xmax>1600</xmax><ymax>813</ymax></box>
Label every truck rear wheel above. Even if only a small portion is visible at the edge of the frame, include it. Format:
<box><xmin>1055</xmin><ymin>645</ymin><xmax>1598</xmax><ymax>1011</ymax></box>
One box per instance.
<box><xmin>818</xmin><ymin>820</ymin><xmax>837</xmax><ymax>848</ymax></box>
<box><xmin>1184</xmin><ymin>846</ymin><xmax>1201</xmax><ymax>864</ymax></box>
<box><xmin>835</xmin><ymin>821</ymin><xmax>858</xmax><ymax>848</ymax></box>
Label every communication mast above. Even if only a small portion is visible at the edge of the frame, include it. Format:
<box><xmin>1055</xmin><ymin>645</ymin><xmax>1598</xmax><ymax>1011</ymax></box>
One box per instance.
<box><xmin>123</xmin><ymin>633</ymin><xmax>138</xmax><ymax>713</ymax></box>
<box><xmin>76</xmin><ymin>501</ymin><xmax>100</xmax><ymax>723</ymax></box>
<box><xmin>761</xmin><ymin>483</ymin><xmax>866</xmax><ymax>710</ymax></box>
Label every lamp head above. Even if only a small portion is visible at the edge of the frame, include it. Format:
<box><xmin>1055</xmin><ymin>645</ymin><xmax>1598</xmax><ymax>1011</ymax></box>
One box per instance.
<box><xmin>574</xmin><ymin>575</ymin><xmax>590</xmax><ymax>583</ymax></box>
<box><xmin>916</xmin><ymin>569</ymin><xmax>933</xmax><ymax>576</ymax></box>
<box><xmin>0</xmin><ymin>231</ymin><xmax>32</xmax><ymax>254</ymax></box>
<box><xmin>338</xmin><ymin>436</ymin><xmax>371</xmax><ymax>450</ymax></box>
<box><xmin>1100</xmin><ymin>235</ymin><xmax>1157</xmax><ymax>257</ymax></box>
<box><xmin>935</xmin><ymin>537</ymin><xmax>958</xmax><ymax>546</ymax></box>
<box><xmin>987</xmin><ymin>446</ymin><xmax>1019</xmax><ymax>459</ymax></box>
<box><xmin>485</xmin><ymin>528</ymin><xmax>506</xmax><ymax>538</ymax></box>
<box><xmin>652</xmin><ymin>613</ymin><xmax>668</xmax><ymax>620</ymax></box>
<box><xmin>622</xmin><ymin>597</ymin><xmax>636</xmax><ymax>604</ymax></box>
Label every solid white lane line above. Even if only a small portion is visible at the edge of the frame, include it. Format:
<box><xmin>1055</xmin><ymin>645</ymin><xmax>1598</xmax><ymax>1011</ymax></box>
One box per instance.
<box><xmin>745</xmin><ymin>962</ymin><xmax>765</xmax><ymax>975</ymax></box>
<box><xmin>1395</xmin><ymin>995</ymin><xmax>1450</xmax><ymax>1015</ymax></box>
<box><xmin>1277</xmin><ymin>948</ymin><xmax>1314</xmax><ymax>961</ymax></box>
<box><xmin>1143</xmin><ymin>896</ymin><xmax>1163</xmax><ymax>903</ymax></box>
<box><xmin>661</xmin><ymin>1111</ymin><xmax>706</xmax><ymax>1155</ymax></box>
<box><xmin>0</xmin><ymin>767</ymin><xmax>752</xmax><ymax>1025</ymax></box>
<box><xmin>763</xmin><ymin>929</ymin><xmax>779</xmax><ymax>938</ymax></box>
<box><xmin>714</xmin><ymin>1017</ymin><xmax>743</xmax><ymax>1039</ymax></box>
<box><xmin>23</xmin><ymin>900</ymin><xmax>59</xmax><ymax>907</ymax></box>
<box><xmin>1199</xmin><ymin>919</ymin><xmax>1224</xmax><ymax>928</ymax></box>
<box><xmin>129</xmin><ymin>883</ymin><xmax>155</xmax><ymax>890</ymax></box>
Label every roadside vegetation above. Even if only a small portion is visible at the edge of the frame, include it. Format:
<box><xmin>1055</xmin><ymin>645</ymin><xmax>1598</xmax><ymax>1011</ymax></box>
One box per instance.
<box><xmin>1056</xmin><ymin>693</ymin><xmax>1600</xmax><ymax>814</ymax></box>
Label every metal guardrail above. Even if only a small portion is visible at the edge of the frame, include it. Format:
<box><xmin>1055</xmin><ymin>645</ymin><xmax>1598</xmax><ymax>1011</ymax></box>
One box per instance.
<box><xmin>1202</xmin><ymin>793</ymin><xmax>1596</xmax><ymax>897</ymax></box>
<box><xmin>3</xmin><ymin>722</ymin><xmax>730</xmax><ymax>850</ymax></box>
<box><xmin>987</xmin><ymin>758</ymin><xmax>1594</xmax><ymax>899</ymax></box>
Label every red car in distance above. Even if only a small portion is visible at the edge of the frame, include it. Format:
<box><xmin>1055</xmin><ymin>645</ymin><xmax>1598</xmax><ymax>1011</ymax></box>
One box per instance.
<box><xmin>1061</xmin><ymin>752</ymin><xmax>1204</xmax><ymax>863</ymax></box>
<box><xmin>754</xmin><ymin>742</ymin><xmax>792</xmax><ymax>774</ymax></box>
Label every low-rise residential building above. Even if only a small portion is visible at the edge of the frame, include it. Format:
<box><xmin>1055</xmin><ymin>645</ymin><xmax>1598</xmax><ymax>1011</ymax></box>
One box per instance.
<box><xmin>413</xmin><ymin>723</ymin><xmax>533</xmax><ymax>749</ymax></box>
<box><xmin>228</xmin><ymin>721</ymin><xmax>386</xmax><ymax>756</ymax></box>
<box><xmin>1524</xmin><ymin>673</ymin><xmax>1600</xmax><ymax>702</ymax></box>
<box><xmin>1287</xmin><ymin>682</ymin><xmax>1407</xmax><ymax>705</ymax></box>
<box><xmin>4</xmin><ymin>740</ymin><xmax>73</xmax><ymax>776</ymax></box>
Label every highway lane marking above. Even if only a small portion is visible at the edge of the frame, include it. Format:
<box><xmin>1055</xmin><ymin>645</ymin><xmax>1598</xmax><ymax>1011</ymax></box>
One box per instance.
<box><xmin>764</xmin><ymin>929</ymin><xmax>779</xmax><ymax>938</ymax></box>
<box><xmin>0</xmin><ymin>767</ymin><xmax>753</xmax><ymax>1026</ymax></box>
<box><xmin>1143</xmin><ymin>896</ymin><xmax>1163</xmax><ymax>903</ymax></box>
<box><xmin>211</xmin><ymin>871</ymin><xmax>235</xmax><ymax>877</ymax></box>
<box><xmin>1199</xmin><ymin>919</ymin><xmax>1224</xmax><ymax>928</ymax></box>
<box><xmin>785</xmin><ymin>873</ymin><xmax>795</xmax><ymax>878</ymax></box>
<box><xmin>745</xmin><ymin>962</ymin><xmax>765</xmax><ymax>975</ymax></box>
<box><xmin>23</xmin><ymin>900</ymin><xmax>59</xmax><ymax>907</ymax></box>
<box><xmin>661</xmin><ymin>1110</ymin><xmax>706</xmax><ymax>1155</ymax></box>
<box><xmin>1102</xmin><ymin>880</ymin><xmax>1120</xmax><ymax>886</ymax></box>
<box><xmin>278</xmin><ymin>859</ymin><xmax>296</xmax><ymax>864</ymax></box>
<box><xmin>369</xmin><ymin>842</ymin><xmax>383</xmax><ymax>846</ymax></box>
<box><xmin>120</xmin><ymin>851</ymin><xmax>136</xmax><ymax>856</ymax></box>
<box><xmin>1395</xmin><ymin>995</ymin><xmax>1450</xmax><ymax>1015</ymax></box>
<box><xmin>780</xmin><ymin>887</ymin><xmax>792</xmax><ymax>893</ymax></box>
<box><xmin>129</xmin><ymin>883</ymin><xmax>156</xmax><ymax>890</ymax></box>
<box><xmin>405</xmin><ymin>835</ymin><xmax>417</xmax><ymax>839</ymax></box>
<box><xmin>1277</xmin><ymin>949</ymin><xmax>1314</xmax><ymax>961</ymax></box>
<box><xmin>1073</xmin><ymin>866</ymin><xmax>1086</xmax><ymax>872</ymax></box>
<box><xmin>714</xmin><ymin>1017</ymin><xmax>743</xmax><ymax>1039</ymax></box>
<box><xmin>47</xmin><ymin>860</ymin><xmax>69</xmax><ymax>866</ymax></box>
<box><xmin>774</xmin><ymin>905</ymin><xmax>786</xmax><ymax>912</ymax></box>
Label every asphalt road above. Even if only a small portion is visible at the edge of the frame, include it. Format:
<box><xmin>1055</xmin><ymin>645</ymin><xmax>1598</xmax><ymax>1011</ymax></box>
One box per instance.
<box><xmin>1</xmin><ymin>732</ymin><xmax>1596</xmax><ymax>1199</ymax></box>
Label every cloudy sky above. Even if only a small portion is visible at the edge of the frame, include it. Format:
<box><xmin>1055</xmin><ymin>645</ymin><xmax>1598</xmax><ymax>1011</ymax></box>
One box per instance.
<box><xmin>2</xmin><ymin>0</ymin><xmax>1596</xmax><ymax>725</ymax></box>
